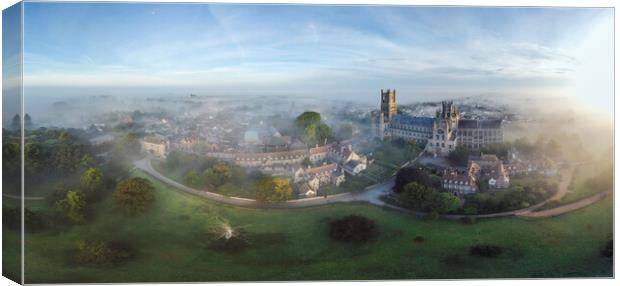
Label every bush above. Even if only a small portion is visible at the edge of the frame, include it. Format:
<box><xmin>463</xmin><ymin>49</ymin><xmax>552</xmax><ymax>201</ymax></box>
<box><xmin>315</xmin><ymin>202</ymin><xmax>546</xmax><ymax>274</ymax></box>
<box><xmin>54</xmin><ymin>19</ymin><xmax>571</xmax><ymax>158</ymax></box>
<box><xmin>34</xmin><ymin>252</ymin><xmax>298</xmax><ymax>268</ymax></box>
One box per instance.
<box><xmin>75</xmin><ymin>240</ymin><xmax>133</xmax><ymax>265</ymax></box>
<box><xmin>113</xmin><ymin>177</ymin><xmax>155</xmax><ymax>215</ymax></box>
<box><xmin>413</xmin><ymin>236</ymin><xmax>425</xmax><ymax>243</ymax></box>
<box><xmin>329</xmin><ymin>215</ymin><xmax>377</xmax><ymax>243</ymax></box>
<box><xmin>470</xmin><ymin>244</ymin><xmax>503</xmax><ymax>258</ymax></box>
<box><xmin>2</xmin><ymin>207</ymin><xmax>46</xmax><ymax>232</ymax></box>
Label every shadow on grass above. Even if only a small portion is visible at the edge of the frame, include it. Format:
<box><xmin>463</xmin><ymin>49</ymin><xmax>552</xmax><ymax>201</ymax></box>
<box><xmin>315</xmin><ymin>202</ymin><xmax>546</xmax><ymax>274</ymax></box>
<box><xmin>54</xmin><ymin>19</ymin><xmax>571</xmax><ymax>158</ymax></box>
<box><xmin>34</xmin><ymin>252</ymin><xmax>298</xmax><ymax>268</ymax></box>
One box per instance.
<box><xmin>207</xmin><ymin>232</ymin><xmax>288</xmax><ymax>255</ymax></box>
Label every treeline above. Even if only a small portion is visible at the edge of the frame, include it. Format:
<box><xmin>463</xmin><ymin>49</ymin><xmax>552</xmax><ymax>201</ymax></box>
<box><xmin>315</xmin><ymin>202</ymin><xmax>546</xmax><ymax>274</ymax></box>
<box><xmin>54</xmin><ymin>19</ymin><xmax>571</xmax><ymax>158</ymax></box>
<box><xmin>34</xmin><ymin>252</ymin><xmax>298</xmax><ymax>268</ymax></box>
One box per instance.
<box><xmin>464</xmin><ymin>179</ymin><xmax>558</xmax><ymax>214</ymax></box>
<box><xmin>392</xmin><ymin>166</ymin><xmax>558</xmax><ymax>215</ymax></box>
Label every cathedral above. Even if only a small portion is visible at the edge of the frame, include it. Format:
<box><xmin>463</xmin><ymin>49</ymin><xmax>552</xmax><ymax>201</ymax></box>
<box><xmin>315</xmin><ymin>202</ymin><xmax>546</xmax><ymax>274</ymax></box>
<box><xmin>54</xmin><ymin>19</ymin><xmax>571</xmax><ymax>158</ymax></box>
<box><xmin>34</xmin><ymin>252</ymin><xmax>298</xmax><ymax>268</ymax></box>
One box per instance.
<box><xmin>371</xmin><ymin>89</ymin><xmax>503</xmax><ymax>156</ymax></box>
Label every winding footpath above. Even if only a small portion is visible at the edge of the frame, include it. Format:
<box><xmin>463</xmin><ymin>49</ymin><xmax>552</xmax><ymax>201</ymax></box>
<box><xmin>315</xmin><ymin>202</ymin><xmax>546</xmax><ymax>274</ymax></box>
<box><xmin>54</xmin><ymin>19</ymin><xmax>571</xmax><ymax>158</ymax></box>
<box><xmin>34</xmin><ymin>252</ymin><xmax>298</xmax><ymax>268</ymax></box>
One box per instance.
<box><xmin>134</xmin><ymin>156</ymin><xmax>610</xmax><ymax>219</ymax></box>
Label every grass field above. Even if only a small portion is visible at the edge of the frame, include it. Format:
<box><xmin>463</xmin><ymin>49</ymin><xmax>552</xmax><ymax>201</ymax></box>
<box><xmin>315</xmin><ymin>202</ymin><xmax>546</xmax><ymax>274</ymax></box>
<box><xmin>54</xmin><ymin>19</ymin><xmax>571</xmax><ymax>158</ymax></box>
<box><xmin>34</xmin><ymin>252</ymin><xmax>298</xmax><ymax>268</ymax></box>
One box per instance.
<box><xmin>4</xmin><ymin>168</ymin><xmax>613</xmax><ymax>283</ymax></box>
<box><xmin>561</xmin><ymin>163</ymin><xmax>612</xmax><ymax>204</ymax></box>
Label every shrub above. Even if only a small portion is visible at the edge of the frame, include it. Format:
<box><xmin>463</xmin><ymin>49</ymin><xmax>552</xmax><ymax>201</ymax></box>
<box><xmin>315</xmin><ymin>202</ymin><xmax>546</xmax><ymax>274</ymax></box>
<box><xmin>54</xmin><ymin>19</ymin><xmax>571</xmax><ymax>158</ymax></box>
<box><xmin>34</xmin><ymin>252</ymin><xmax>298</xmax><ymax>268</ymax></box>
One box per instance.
<box><xmin>114</xmin><ymin>177</ymin><xmax>155</xmax><ymax>215</ymax></box>
<box><xmin>329</xmin><ymin>215</ymin><xmax>377</xmax><ymax>243</ymax></box>
<box><xmin>75</xmin><ymin>240</ymin><xmax>133</xmax><ymax>265</ymax></box>
<box><xmin>470</xmin><ymin>244</ymin><xmax>503</xmax><ymax>258</ymax></box>
<box><xmin>413</xmin><ymin>236</ymin><xmax>425</xmax><ymax>243</ymax></box>
<box><xmin>2</xmin><ymin>207</ymin><xmax>46</xmax><ymax>232</ymax></box>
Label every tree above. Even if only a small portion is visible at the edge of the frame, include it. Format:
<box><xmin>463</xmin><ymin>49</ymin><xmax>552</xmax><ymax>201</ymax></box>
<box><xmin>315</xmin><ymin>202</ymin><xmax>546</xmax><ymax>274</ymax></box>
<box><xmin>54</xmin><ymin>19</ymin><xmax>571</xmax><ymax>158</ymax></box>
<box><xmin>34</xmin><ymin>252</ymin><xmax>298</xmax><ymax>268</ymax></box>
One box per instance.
<box><xmin>203</xmin><ymin>163</ymin><xmax>232</xmax><ymax>188</ymax></box>
<box><xmin>430</xmin><ymin>192</ymin><xmax>460</xmax><ymax>213</ymax></box>
<box><xmin>24</xmin><ymin>142</ymin><xmax>42</xmax><ymax>173</ymax></box>
<box><xmin>295</xmin><ymin>111</ymin><xmax>321</xmax><ymax>130</ymax></box>
<box><xmin>165</xmin><ymin>150</ymin><xmax>182</xmax><ymax>170</ymax></box>
<box><xmin>315</xmin><ymin>123</ymin><xmax>333</xmax><ymax>144</ymax></box>
<box><xmin>399</xmin><ymin>182</ymin><xmax>435</xmax><ymax>210</ymax></box>
<box><xmin>329</xmin><ymin>215</ymin><xmax>377</xmax><ymax>243</ymax></box>
<box><xmin>394</xmin><ymin>167</ymin><xmax>438</xmax><ymax>192</ymax></box>
<box><xmin>55</xmin><ymin>190</ymin><xmax>87</xmax><ymax>223</ymax></box>
<box><xmin>255</xmin><ymin>176</ymin><xmax>293</xmax><ymax>202</ymax></box>
<box><xmin>80</xmin><ymin>154</ymin><xmax>95</xmax><ymax>169</ymax></box>
<box><xmin>184</xmin><ymin>171</ymin><xmax>201</xmax><ymax>188</ymax></box>
<box><xmin>302</xmin><ymin>124</ymin><xmax>319</xmax><ymax>146</ymax></box>
<box><xmin>113</xmin><ymin>177</ymin><xmax>155</xmax><ymax>215</ymax></box>
<box><xmin>295</xmin><ymin>112</ymin><xmax>333</xmax><ymax>146</ymax></box>
<box><xmin>80</xmin><ymin>167</ymin><xmax>104</xmax><ymax>199</ymax></box>
<box><xmin>51</xmin><ymin>144</ymin><xmax>84</xmax><ymax>174</ymax></box>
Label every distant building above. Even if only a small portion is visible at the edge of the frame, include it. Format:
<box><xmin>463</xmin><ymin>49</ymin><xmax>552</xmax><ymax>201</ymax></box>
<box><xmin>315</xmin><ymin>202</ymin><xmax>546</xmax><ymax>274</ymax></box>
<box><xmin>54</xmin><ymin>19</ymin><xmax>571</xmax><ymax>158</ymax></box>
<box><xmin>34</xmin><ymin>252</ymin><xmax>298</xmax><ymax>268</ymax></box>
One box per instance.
<box><xmin>371</xmin><ymin>90</ymin><xmax>504</xmax><ymax>156</ymax></box>
<box><xmin>505</xmin><ymin>147</ymin><xmax>558</xmax><ymax>176</ymax></box>
<box><xmin>141</xmin><ymin>134</ymin><xmax>169</xmax><ymax>158</ymax></box>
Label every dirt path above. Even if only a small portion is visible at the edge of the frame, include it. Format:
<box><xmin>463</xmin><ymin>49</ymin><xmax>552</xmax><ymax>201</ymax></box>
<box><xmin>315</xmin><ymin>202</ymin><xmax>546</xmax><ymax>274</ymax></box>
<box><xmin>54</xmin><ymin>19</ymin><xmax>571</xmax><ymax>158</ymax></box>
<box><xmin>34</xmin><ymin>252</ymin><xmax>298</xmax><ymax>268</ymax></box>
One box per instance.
<box><xmin>518</xmin><ymin>191</ymin><xmax>611</xmax><ymax>218</ymax></box>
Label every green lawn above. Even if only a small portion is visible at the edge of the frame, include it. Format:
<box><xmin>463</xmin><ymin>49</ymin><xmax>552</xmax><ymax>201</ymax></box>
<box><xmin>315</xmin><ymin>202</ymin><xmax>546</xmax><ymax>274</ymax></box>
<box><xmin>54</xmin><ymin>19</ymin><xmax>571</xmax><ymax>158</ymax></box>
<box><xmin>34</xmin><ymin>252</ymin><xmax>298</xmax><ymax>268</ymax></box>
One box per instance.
<box><xmin>6</xmin><ymin>169</ymin><xmax>612</xmax><ymax>283</ymax></box>
<box><xmin>561</xmin><ymin>163</ymin><xmax>612</xmax><ymax>204</ymax></box>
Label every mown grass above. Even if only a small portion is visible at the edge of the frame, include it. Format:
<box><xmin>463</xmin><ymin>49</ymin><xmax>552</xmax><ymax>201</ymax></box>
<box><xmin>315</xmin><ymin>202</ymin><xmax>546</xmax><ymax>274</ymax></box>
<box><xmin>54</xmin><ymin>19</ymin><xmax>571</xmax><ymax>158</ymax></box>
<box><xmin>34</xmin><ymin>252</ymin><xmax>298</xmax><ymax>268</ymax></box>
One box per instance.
<box><xmin>561</xmin><ymin>163</ymin><xmax>611</xmax><ymax>204</ymax></box>
<box><xmin>6</xmin><ymin>169</ymin><xmax>612</xmax><ymax>283</ymax></box>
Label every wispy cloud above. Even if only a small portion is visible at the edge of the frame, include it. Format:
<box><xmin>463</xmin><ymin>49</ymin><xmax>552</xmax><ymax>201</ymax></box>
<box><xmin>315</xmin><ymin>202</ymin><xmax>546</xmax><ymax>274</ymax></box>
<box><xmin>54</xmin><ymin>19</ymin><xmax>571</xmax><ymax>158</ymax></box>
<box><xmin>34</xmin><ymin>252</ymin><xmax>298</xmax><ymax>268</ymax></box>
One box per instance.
<box><xmin>18</xmin><ymin>3</ymin><xmax>612</xmax><ymax>107</ymax></box>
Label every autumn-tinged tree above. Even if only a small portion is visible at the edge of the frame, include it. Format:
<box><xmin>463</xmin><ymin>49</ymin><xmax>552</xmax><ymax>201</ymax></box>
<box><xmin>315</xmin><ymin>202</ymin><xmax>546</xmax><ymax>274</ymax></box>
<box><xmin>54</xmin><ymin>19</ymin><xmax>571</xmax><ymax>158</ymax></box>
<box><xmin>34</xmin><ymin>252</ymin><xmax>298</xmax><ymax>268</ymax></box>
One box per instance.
<box><xmin>255</xmin><ymin>176</ymin><xmax>293</xmax><ymax>202</ymax></box>
<box><xmin>113</xmin><ymin>177</ymin><xmax>155</xmax><ymax>215</ymax></box>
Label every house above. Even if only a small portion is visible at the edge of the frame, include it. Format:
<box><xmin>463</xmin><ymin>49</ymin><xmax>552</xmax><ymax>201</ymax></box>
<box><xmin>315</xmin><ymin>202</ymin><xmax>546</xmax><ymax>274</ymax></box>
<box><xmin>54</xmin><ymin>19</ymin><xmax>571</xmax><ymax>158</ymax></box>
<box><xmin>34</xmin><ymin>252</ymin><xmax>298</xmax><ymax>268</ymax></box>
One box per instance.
<box><xmin>331</xmin><ymin>169</ymin><xmax>346</xmax><ymax>186</ymax></box>
<box><xmin>467</xmin><ymin>154</ymin><xmax>510</xmax><ymax>190</ymax></box>
<box><xmin>298</xmin><ymin>182</ymin><xmax>316</xmax><ymax>198</ymax></box>
<box><xmin>506</xmin><ymin>148</ymin><xmax>558</xmax><ymax>176</ymax></box>
<box><xmin>343</xmin><ymin>160</ymin><xmax>367</xmax><ymax>175</ymax></box>
<box><xmin>294</xmin><ymin>163</ymin><xmax>345</xmax><ymax>197</ymax></box>
<box><xmin>442</xmin><ymin>172</ymin><xmax>477</xmax><ymax>194</ymax></box>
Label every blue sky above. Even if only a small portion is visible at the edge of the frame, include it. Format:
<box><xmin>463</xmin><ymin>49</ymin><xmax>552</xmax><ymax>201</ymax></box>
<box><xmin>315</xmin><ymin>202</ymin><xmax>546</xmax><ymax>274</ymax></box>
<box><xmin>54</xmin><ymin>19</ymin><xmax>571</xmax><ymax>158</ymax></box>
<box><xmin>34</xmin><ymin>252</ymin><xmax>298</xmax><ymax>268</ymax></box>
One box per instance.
<box><xmin>19</xmin><ymin>3</ymin><xmax>613</xmax><ymax>112</ymax></box>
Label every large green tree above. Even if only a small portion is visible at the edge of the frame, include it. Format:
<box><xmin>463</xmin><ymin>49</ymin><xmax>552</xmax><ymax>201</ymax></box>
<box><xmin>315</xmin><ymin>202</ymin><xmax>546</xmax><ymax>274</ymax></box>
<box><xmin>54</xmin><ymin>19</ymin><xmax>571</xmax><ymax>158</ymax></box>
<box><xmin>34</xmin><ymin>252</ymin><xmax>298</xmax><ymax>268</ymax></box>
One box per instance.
<box><xmin>80</xmin><ymin>167</ymin><xmax>104</xmax><ymax>199</ymax></box>
<box><xmin>55</xmin><ymin>190</ymin><xmax>87</xmax><ymax>223</ymax></box>
<box><xmin>295</xmin><ymin>111</ymin><xmax>322</xmax><ymax>130</ymax></box>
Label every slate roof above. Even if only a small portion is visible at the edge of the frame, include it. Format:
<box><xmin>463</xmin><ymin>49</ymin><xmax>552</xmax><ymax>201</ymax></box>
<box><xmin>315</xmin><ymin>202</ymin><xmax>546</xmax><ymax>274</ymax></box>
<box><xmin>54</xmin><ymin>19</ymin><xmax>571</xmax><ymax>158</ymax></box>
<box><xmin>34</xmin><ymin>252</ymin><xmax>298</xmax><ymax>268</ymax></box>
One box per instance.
<box><xmin>391</xmin><ymin>115</ymin><xmax>434</xmax><ymax>127</ymax></box>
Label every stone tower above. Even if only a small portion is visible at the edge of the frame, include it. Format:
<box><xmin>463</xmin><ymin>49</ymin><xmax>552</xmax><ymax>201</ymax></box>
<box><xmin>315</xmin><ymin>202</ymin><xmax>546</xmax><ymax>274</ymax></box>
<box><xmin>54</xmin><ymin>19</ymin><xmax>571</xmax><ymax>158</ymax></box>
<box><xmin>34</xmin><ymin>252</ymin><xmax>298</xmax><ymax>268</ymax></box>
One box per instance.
<box><xmin>380</xmin><ymin>89</ymin><xmax>397</xmax><ymax>120</ymax></box>
<box><xmin>426</xmin><ymin>101</ymin><xmax>460</xmax><ymax>156</ymax></box>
